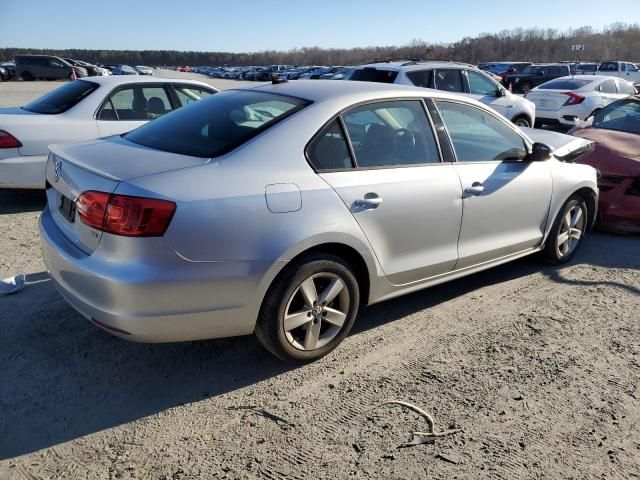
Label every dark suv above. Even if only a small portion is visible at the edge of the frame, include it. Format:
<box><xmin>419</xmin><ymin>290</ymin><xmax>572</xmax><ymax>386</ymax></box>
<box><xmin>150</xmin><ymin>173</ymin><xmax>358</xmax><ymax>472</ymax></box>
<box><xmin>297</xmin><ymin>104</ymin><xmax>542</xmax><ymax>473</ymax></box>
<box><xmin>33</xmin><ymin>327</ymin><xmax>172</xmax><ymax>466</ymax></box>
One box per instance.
<box><xmin>504</xmin><ymin>64</ymin><xmax>571</xmax><ymax>93</ymax></box>
<box><xmin>15</xmin><ymin>55</ymin><xmax>87</xmax><ymax>81</ymax></box>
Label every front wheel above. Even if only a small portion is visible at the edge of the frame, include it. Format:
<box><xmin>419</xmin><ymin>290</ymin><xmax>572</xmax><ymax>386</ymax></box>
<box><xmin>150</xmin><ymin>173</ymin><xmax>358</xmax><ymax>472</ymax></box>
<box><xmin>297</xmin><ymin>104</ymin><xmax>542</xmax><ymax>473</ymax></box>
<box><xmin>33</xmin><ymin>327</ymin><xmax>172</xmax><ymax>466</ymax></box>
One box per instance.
<box><xmin>255</xmin><ymin>254</ymin><xmax>360</xmax><ymax>363</ymax></box>
<box><xmin>542</xmin><ymin>195</ymin><xmax>588</xmax><ymax>264</ymax></box>
<box><xmin>513</xmin><ymin>116</ymin><xmax>531</xmax><ymax>128</ymax></box>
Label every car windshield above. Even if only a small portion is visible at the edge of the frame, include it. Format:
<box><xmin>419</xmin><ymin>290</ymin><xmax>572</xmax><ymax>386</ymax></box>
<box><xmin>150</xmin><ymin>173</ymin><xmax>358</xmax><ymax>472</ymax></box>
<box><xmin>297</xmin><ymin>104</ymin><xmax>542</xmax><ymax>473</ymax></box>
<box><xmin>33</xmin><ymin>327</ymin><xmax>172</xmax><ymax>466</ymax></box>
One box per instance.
<box><xmin>349</xmin><ymin>68</ymin><xmax>399</xmax><ymax>83</ymax></box>
<box><xmin>124</xmin><ymin>90</ymin><xmax>309</xmax><ymax>158</ymax></box>
<box><xmin>592</xmin><ymin>98</ymin><xmax>640</xmax><ymax>134</ymax></box>
<box><xmin>22</xmin><ymin>80</ymin><xmax>98</xmax><ymax>114</ymax></box>
<box><xmin>538</xmin><ymin>79</ymin><xmax>593</xmax><ymax>90</ymax></box>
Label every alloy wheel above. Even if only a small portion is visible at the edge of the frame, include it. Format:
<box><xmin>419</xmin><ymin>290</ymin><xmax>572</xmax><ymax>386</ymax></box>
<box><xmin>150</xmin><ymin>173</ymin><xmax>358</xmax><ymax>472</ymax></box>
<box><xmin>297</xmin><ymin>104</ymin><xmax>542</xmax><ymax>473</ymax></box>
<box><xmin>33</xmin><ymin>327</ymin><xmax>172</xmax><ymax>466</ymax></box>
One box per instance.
<box><xmin>283</xmin><ymin>272</ymin><xmax>350</xmax><ymax>351</ymax></box>
<box><xmin>556</xmin><ymin>202</ymin><xmax>585</xmax><ymax>258</ymax></box>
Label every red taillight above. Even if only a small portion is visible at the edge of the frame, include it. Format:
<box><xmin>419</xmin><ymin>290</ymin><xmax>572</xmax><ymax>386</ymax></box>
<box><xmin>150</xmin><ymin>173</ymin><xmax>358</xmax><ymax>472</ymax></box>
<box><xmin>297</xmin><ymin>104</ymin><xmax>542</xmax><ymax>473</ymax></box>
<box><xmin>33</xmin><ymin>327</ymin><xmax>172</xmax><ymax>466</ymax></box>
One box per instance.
<box><xmin>76</xmin><ymin>191</ymin><xmax>176</xmax><ymax>237</ymax></box>
<box><xmin>562</xmin><ymin>92</ymin><xmax>585</xmax><ymax>106</ymax></box>
<box><xmin>0</xmin><ymin>130</ymin><xmax>22</xmax><ymax>149</ymax></box>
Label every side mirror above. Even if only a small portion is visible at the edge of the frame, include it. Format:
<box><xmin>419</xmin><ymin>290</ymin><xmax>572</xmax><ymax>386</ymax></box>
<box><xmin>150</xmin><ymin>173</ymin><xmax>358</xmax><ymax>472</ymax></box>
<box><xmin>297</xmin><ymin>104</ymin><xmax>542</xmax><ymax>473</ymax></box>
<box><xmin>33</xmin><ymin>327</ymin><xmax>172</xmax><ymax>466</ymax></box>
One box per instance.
<box><xmin>529</xmin><ymin>142</ymin><xmax>552</xmax><ymax>162</ymax></box>
<box><xmin>496</xmin><ymin>88</ymin><xmax>506</xmax><ymax>97</ymax></box>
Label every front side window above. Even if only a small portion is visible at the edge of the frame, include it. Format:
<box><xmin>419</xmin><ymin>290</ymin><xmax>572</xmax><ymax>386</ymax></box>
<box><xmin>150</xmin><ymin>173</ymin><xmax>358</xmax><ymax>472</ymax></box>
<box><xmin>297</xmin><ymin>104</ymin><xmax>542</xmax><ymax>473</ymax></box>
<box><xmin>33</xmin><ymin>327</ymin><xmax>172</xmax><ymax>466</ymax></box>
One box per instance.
<box><xmin>466</xmin><ymin>70</ymin><xmax>499</xmax><ymax>95</ymax></box>
<box><xmin>99</xmin><ymin>86</ymin><xmax>173</xmax><ymax>121</ymax></box>
<box><xmin>341</xmin><ymin>100</ymin><xmax>440</xmax><ymax>168</ymax></box>
<box><xmin>50</xmin><ymin>59</ymin><xmax>66</xmax><ymax>68</ymax></box>
<box><xmin>406</xmin><ymin>70</ymin><xmax>434</xmax><ymax>88</ymax></box>
<box><xmin>435</xmin><ymin>101</ymin><xmax>528</xmax><ymax>162</ymax></box>
<box><xmin>307</xmin><ymin>120</ymin><xmax>353</xmax><ymax>170</ymax></box>
<box><xmin>599</xmin><ymin>80</ymin><xmax>618</xmax><ymax>94</ymax></box>
<box><xmin>593</xmin><ymin>99</ymin><xmax>640</xmax><ymax>134</ymax></box>
<box><xmin>22</xmin><ymin>79</ymin><xmax>98</xmax><ymax>114</ymax></box>
<box><xmin>627</xmin><ymin>63</ymin><xmax>639</xmax><ymax>72</ymax></box>
<box><xmin>616</xmin><ymin>79</ymin><xmax>636</xmax><ymax>95</ymax></box>
<box><xmin>434</xmin><ymin>69</ymin><xmax>463</xmax><ymax>92</ymax></box>
<box><xmin>599</xmin><ymin>62</ymin><xmax>618</xmax><ymax>72</ymax></box>
<box><xmin>125</xmin><ymin>90</ymin><xmax>308</xmax><ymax>158</ymax></box>
<box><xmin>174</xmin><ymin>86</ymin><xmax>215</xmax><ymax>106</ymax></box>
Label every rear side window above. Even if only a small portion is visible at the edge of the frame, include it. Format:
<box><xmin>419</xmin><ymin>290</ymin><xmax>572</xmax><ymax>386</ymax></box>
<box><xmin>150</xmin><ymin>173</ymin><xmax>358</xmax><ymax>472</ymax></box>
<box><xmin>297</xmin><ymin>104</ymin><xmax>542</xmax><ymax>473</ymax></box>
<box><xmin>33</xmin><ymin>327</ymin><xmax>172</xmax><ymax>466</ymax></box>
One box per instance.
<box><xmin>307</xmin><ymin>120</ymin><xmax>353</xmax><ymax>170</ymax></box>
<box><xmin>99</xmin><ymin>86</ymin><xmax>174</xmax><ymax>120</ymax></box>
<box><xmin>125</xmin><ymin>90</ymin><xmax>309</xmax><ymax>158</ymax></box>
<box><xmin>22</xmin><ymin>80</ymin><xmax>98</xmax><ymax>114</ymax></box>
<box><xmin>406</xmin><ymin>70</ymin><xmax>434</xmax><ymax>88</ymax></box>
<box><xmin>342</xmin><ymin>100</ymin><xmax>440</xmax><ymax>168</ymax></box>
<box><xmin>538</xmin><ymin>79</ymin><xmax>592</xmax><ymax>90</ymax></box>
<box><xmin>349</xmin><ymin>68</ymin><xmax>399</xmax><ymax>83</ymax></box>
<box><xmin>434</xmin><ymin>69</ymin><xmax>463</xmax><ymax>93</ymax></box>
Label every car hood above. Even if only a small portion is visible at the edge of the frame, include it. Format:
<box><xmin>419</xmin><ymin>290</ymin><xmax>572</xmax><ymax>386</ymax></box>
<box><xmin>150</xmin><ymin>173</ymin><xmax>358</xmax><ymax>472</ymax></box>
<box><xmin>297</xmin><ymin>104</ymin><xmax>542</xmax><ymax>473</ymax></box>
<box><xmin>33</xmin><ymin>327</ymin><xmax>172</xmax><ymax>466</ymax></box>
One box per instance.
<box><xmin>520</xmin><ymin>127</ymin><xmax>595</xmax><ymax>163</ymax></box>
<box><xmin>571</xmin><ymin>127</ymin><xmax>640</xmax><ymax>176</ymax></box>
<box><xmin>49</xmin><ymin>135</ymin><xmax>208</xmax><ymax>182</ymax></box>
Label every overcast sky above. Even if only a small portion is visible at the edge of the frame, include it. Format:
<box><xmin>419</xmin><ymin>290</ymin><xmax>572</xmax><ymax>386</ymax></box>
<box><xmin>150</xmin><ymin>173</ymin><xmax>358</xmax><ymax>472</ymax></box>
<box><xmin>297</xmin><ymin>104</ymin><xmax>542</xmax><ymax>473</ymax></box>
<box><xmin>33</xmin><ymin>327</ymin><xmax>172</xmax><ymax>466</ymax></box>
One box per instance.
<box><xmin>3</xmin><ymin>0</ymin><xmax>639</xmax><ymax>51</ymax></box>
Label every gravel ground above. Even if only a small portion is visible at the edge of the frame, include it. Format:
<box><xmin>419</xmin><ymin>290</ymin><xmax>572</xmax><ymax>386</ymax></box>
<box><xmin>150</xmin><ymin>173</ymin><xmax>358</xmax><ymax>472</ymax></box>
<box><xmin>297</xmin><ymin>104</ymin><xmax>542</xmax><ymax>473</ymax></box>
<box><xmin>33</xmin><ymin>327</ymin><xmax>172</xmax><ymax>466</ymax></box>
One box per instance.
<box><xmin>0</xmin><ymin>72</ymin><xmax>639</xmax><ymax>479</ymax></box>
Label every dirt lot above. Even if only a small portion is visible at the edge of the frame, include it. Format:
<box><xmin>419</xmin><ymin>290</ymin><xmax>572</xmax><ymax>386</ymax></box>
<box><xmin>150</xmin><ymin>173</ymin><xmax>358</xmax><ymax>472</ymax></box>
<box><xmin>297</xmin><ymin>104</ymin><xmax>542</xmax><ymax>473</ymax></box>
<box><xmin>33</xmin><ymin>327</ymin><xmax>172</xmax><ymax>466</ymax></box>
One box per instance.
<box><xmin>1</xmin><ymin>72</ymin><xmax>639</xmax><ymax>479</ymax></box>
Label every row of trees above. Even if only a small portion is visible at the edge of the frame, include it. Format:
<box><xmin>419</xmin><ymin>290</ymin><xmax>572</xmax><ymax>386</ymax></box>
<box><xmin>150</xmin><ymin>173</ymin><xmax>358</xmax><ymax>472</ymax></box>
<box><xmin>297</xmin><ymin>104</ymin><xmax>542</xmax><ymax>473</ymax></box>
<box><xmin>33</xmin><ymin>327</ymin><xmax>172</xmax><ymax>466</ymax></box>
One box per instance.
<box><xmin>1</xmin><ymin>23</ymin><xmax>638</xmax><ymax>67</ymax></box>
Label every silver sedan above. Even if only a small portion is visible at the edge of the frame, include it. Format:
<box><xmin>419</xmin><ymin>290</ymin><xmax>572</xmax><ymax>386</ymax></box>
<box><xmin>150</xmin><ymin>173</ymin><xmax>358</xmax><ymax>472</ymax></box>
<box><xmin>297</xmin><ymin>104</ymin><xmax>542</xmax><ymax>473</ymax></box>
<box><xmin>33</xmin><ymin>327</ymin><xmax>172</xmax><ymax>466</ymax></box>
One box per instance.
<box><xmin>39</xmin><ymin>80</ymin><xmax>598</xmax><ymax>362</ymax></box>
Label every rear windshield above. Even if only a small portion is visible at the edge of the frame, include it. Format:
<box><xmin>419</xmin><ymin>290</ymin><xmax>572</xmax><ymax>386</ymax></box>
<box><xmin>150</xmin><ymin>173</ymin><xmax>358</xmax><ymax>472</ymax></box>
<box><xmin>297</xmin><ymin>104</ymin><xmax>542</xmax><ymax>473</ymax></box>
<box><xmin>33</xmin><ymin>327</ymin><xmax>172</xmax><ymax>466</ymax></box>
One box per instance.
<box><xmin>22</xmin><ymin>80</ymin><xmax>98</xmax><ymax>114</ymax></box>
<box><xmin>124</xmin><ymin>90</ymin><xmax>309</xmax><ymax>158</ymax></box>
<box><xmin>593</xmin><ymin>98</ymin><xmax>640</xmax><ymax>134</ymax></box>
<box><xmin>538</xmin><ymin>79</ymin><xmax>593</xmax><ymax>90</ymax></box>
<box><xmin>349</xmin><ymin>68</ymin><xmax>399</xmax><ymax>83</ymax></box>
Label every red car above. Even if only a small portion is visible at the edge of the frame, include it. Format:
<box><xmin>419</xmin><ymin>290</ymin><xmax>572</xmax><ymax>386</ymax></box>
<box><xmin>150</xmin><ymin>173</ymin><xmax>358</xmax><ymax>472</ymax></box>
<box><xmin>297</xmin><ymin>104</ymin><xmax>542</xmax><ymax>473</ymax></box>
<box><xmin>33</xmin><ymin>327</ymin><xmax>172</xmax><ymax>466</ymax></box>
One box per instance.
<box><xmin>176</xmin><ymin>66</ymin><xmax>191</xmax><ymax>72</ymax></box>
<box><xmin>570</xmin><ymin>95</ymin><xmax>640</xmax><ymax>233</ymax></box>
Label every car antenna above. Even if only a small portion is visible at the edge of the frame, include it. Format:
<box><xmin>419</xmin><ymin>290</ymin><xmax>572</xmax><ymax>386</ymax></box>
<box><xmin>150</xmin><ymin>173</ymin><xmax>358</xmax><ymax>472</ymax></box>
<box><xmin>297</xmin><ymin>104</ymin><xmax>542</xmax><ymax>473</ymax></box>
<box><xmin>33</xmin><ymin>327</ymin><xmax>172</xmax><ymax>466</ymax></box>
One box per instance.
<box><xmin>271</xmin><ymin>73</ymin><xmax>288</xmax><ymax>84</ymax></box>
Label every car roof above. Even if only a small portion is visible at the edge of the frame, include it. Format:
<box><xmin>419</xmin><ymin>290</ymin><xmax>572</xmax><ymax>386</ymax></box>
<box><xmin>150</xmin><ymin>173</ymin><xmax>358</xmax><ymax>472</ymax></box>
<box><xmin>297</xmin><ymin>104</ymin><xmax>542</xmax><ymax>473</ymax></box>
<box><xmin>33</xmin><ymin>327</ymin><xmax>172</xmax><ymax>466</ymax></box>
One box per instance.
<box><xmin>79</xmin><ymin>76</ymin><xmax>214</xmax><ymax>89</ymax></box>
<box><xmin>353</xmin><ymin>61</ymin><xmax>477</xmax><ymax>72</ymax></box>
<box><xmin>238</xmin><ymin>79</ymin><xmax>471</xmax><ymax>104</ymax></box>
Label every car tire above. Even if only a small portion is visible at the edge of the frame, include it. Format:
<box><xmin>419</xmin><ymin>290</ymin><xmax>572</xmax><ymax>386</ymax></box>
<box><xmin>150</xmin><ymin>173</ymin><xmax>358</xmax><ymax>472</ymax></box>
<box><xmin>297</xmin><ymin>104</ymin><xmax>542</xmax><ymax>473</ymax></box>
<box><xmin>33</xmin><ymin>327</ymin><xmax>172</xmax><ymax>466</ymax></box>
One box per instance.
<box><xmin>513</xmin><ymin>115</ymin><xmax>531</xmax><ymax>128</ymax></box>
<box><xmin>21</xmin><ymin>71</ymin><xmax>33</xmax><ymax>81</ymax></box>
<box><xmin>255</xmin><ymin>254</ymin><xmax>360</xmax><ymax>363</ymax></box>
<box><xmin>523</xmin><ymin>82</ymin><xmax>532</xmax><ymax>93</ymax></box>
<box><xmin>542</xmin><ymin>194</ymin><xmax>588</xmax><ymax>264</ymax></box>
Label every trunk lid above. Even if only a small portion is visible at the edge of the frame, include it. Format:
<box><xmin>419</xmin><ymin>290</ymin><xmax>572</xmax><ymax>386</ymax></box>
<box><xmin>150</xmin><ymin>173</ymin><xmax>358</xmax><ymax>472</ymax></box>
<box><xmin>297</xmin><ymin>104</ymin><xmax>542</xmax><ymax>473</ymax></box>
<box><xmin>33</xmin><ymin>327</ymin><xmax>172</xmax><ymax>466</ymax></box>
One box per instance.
<box><xmin>525</xmin><ymin>90</ymin><xmax>571</xmax><ymax>111</ymax></box>
<box><xmin>46</xmin><ymin>137</ymin><xmax>207</xmax><ymax>253</ymax></box>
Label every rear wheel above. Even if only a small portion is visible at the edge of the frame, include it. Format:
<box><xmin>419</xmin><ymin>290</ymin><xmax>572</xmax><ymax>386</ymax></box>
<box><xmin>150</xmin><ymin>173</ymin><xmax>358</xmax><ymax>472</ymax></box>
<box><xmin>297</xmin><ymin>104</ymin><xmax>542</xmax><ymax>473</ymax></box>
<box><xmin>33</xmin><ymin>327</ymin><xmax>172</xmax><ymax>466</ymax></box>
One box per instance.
<box><xmin>255</xmin><ymin>254</ymin><xmax>360</xmax><ymax>363</ymax></box>
<box><xmin>21</xmin><ymin>71</ymin><xmax>33</xmax><ymax>81</ymax></box>
<box><xmin>542</xmin><ymin>195</ymin><xmax>588</xmax><ymax>264</ymax></box>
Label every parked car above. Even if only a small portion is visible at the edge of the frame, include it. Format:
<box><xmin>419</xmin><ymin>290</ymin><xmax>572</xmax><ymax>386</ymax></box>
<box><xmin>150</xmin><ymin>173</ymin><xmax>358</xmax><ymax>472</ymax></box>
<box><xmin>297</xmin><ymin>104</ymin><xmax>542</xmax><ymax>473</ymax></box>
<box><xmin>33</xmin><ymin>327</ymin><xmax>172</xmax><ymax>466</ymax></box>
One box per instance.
<box><xmin>134</xmin><ymin>65</ymin><xmax>154</xmax><ymax>76</ymax></box>
<box><xmin>0</xmin><ymin>76</ymin><xmax>217</xmax><ymax>188</ymax></box>
<box><xmin>38</xmin><ymin>81</ymin><xmax>597</xmax><ymax>362</ymax></box>
<box><xmin>64</xmin><ymin>58</ymin><xmax>110</xmax><ymax>76</ymax></box>
<box><xmin>570</xmin><ymin>63</ymin><xmax>599</xmax><ymax>75</ymax></box>
<box><xmin>0</xmin><ymin>61</ymin><xmax>16</xmax><ymax>79</ymax></box>
<box><xmin>479</xmin><ymin>62</ymin><xmax>532</xmax><ymax>82</ymax></box>
<box><xmin>596</xmin><ymin>61</ymin><xmax>640</xmax><ymax>83</ymax></box>
<box><xmin>525</xmin><ymin>75</ymin><xmax>636</xmax><ymax>127</ymax></box>
<box><xmin>176</xmin><ymin>66</ymin><xmax>191</xmax><ymax>72</ymax></box>
<box><xmin>349</xmin><ymin>61</ymin><xmax>536</xmax><ymax>127</ymax></box>
<box><xmin>569</xmin><ymin>96</ymin><xmax>640</xmax><ymax>233</ymax></box>
<box><xmin>15</xmin><ymin>55</ymin><xmax>87</xmax><ymax>81</ymax></box>
<box><xmin>326</xmin><ymin>67</ymin><xmax>354</xmax><ymax>80</ymax></box>
<box><xmin>110</xmin><ymin>65</ymin><xmax>139</xmax><ymax>75</ymax></box>
<box><xmin>505</xmin><ymin>64</ymin><xmax>571</xmax><ymax>93</ymax></box>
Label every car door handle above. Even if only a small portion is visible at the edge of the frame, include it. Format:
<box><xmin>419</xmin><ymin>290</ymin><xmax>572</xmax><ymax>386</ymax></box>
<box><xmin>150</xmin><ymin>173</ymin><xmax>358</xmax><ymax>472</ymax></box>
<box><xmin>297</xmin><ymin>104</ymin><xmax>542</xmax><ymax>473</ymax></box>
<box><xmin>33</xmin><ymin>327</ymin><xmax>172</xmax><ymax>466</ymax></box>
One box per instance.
<box><xmin>353</xmin><ymin>193</ymin><xmax>383</xmax><ymax>209</ymax></box>
<box><xmin>464</xmin><ymin>182</ymin><xmax>484</xmax><ymax>196</ymax></box>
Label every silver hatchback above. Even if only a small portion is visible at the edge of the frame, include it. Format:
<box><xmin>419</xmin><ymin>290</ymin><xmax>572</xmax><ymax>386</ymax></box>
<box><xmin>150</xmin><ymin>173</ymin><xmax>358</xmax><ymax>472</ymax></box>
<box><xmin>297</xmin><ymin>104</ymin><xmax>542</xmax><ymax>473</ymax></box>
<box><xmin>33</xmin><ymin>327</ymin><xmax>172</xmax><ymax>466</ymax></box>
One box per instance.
<box><xmin>40</xmin><ymin>81</ymin><xmax>598</xmax><ymax>362</ymax></box>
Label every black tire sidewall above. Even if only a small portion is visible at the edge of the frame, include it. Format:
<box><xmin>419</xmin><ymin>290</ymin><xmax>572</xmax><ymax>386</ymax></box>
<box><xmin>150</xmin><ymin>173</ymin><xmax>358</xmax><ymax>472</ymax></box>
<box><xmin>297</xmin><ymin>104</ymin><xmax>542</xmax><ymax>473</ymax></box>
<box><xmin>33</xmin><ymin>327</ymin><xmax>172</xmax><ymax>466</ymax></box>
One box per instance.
<box><xmin>257</xmin><ymin>256</ymin><xmax>360</xmax><ymax>362</ymax></box>
<box><xmin>545</xmin><ymin>195</ymin><xmax>588</xmax><ymax>264</ymax></box>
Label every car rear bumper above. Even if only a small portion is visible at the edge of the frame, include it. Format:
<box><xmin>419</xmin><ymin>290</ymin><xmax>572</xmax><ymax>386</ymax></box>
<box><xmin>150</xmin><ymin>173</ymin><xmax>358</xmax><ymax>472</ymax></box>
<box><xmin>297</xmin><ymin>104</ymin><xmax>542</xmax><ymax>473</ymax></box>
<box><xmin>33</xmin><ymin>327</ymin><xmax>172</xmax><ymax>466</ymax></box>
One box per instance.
<box><xmin>535</xmin><ymin>105</ymin><xmax>590</xmax><ymax>126</ymax></box>
<box><xmin>0</xmin><ymin>154</ymin><xmax>47</xmax><ymax>188</ymax></box>
<box><xmin>40</xmin><ymin>205</ymin><xmax>278</xmax><ymax>342</ymax></box>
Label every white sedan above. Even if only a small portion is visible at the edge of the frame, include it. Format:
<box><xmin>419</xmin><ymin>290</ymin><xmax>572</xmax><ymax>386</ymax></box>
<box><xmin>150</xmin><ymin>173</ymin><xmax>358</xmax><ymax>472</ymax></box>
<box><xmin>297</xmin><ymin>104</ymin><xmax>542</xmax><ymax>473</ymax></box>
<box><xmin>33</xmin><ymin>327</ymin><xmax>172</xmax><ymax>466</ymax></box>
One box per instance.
<box><xmin>525</xmin><ymin>75</ymin><xmax>636</xmax><ymax>127</ymax></box>
<box><xmin>0</xmin><ymin>76</ymin><xmax>217</xmax><ymax>188</ymax></box>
